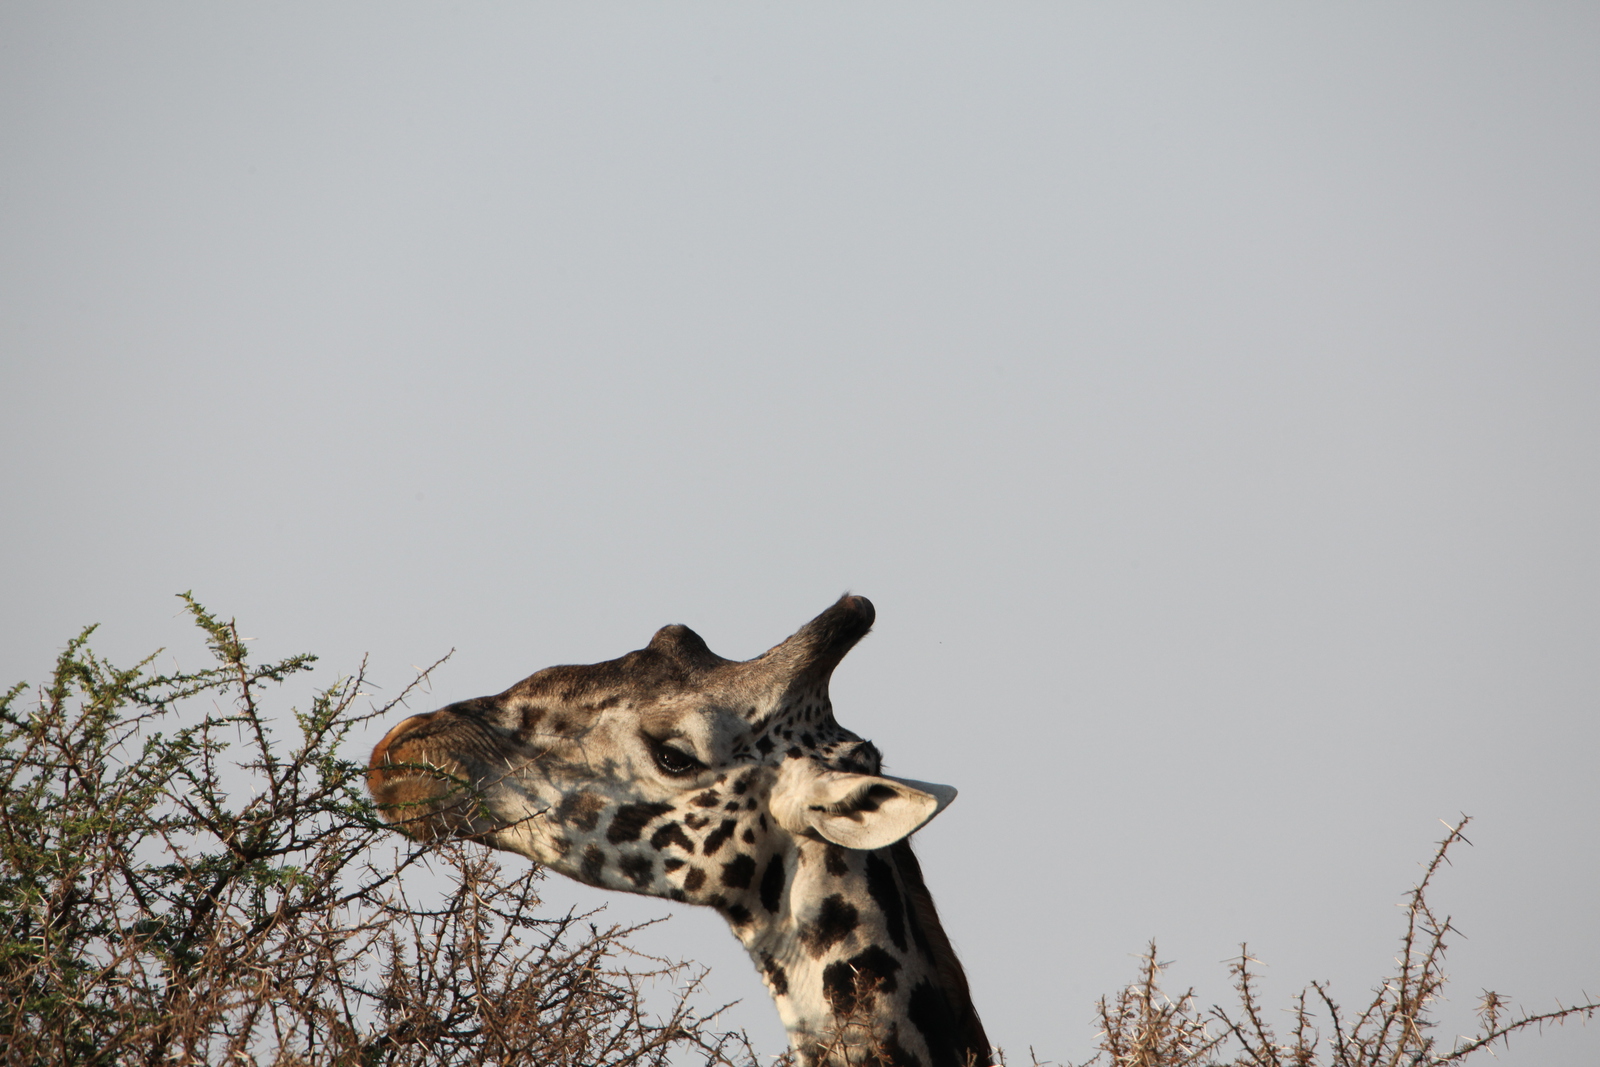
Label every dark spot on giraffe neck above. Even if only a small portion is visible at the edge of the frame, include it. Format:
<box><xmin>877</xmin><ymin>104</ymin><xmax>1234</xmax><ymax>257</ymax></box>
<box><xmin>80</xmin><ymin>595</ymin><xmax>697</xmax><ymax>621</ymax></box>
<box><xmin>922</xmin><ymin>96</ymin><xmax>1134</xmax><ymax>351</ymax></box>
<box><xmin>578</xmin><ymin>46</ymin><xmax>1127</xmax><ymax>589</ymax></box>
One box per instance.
<box><xmin>824</xmin><ymin>845</ymin><xmax>850</xmax><ymax>876</ymax></box>
<box><xmin>821</xmin><ymin>944</ymin><xmax>902</xmax><ymax>1015</ymax></box>
<box><xmin>881</xmin><ymin>1024</ymin><xmax>923</xmax><ymax>1067</ymax></box>
<box><xmin>760</xmin><ymin>952</ymin><xmax>789</xmax><ymax>996</ymax></box>
<box><xmin>760</xmin><ymin>854</ymin><xmax>786</xmax><ymax>913</ymax></box>
<box><xmin>683</xmin><ymin>867</ymin><xmax>706</xmax><ymax>892</ymax></box>
<box><xmin>866</xmin><ymin>851</ymin><xmax>908</xmax><ymax>952</ymax></box>
<box><xmin>908</xmin><ymin>979</ymin><xmax>982</xmax><ymax>1067</ymax></box>
<box><xmin>800</xmin><ymin>895</ymin><xmax>859</xmax><ymax>957</ymax></box>
<box><xmin>721</xmin><ymin>853</ymin><xmax>756</xmax><ymax>889</ymax></box>
<box><xmin>607</xmin><ymin>802</ymin><xmax>673</xmax><ymax>844</ymax></box>
<box><xmin>908</xmin><ymin>894</ymin><xmax>935</xmax><ymax>960</ymax></box>
<box><xmin>724</xmin><ymin>902</ymin><xmax>752</xmax><ymax>925</ymax></box>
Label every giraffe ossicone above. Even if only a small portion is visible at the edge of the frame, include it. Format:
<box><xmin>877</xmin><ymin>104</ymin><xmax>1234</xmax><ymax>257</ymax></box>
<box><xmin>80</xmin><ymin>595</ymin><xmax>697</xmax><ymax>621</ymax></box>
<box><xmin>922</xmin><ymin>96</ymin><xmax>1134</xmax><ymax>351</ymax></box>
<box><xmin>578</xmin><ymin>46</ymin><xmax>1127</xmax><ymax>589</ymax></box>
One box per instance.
<box><xmin>369</xmin><ymin>594</ymin><xmax>991</xmax><ymax>1067</ymax></box>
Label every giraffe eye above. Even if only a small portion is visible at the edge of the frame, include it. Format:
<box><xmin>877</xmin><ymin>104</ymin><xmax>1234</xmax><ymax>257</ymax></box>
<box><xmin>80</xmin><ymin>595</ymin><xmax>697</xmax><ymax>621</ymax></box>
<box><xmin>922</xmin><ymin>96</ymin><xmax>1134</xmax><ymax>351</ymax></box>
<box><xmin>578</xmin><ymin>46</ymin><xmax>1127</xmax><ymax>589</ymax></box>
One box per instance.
<box><xmin>648</xmin><ymin>737</ymin><xmax>706</xmax><ymax>778</ymax></box>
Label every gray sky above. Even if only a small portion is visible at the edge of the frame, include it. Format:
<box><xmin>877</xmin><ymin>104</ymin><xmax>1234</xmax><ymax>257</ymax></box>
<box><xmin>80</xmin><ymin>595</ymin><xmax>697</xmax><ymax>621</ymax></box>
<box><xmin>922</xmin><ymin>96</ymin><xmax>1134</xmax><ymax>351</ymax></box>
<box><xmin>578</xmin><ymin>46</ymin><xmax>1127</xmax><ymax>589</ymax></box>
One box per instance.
<box><xmin>3</xmin><ymin>4</ymin><xmax>1597</xmax><ymax>1063</ymax></box>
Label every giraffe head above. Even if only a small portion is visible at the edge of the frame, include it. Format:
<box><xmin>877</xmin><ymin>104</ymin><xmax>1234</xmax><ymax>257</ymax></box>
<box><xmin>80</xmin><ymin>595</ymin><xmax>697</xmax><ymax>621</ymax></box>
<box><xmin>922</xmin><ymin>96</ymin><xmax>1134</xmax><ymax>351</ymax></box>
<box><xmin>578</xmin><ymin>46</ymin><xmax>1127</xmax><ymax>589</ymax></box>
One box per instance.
<box><xmin>368</xmin><ymin>594</ymin><xmax>954</xmax><ymax>908</ymax></box>
<box><xmin>369</xmin><ymin>595</ymin><xmax>988</xmax><ymax>1066</ymax></box>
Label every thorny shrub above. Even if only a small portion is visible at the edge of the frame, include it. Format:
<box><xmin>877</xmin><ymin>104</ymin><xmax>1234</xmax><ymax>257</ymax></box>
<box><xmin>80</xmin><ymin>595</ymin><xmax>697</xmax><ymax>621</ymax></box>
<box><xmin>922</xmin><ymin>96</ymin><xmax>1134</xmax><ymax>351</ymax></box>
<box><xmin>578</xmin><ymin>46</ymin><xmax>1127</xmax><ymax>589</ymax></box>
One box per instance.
<box><xmin>0</xmin><ymin>596</ymin><xmax>759</xmax><ymax>1067</ymax></box>
<box><xmin>4</xmin><ymin>599</ymin><xmax>1594</xmax><ymax>1067</ymax></box>
<box><xmin>1076</xmin><ymin>818</ymin><xmax>1597</xmax><ymax>1067</ymax></box>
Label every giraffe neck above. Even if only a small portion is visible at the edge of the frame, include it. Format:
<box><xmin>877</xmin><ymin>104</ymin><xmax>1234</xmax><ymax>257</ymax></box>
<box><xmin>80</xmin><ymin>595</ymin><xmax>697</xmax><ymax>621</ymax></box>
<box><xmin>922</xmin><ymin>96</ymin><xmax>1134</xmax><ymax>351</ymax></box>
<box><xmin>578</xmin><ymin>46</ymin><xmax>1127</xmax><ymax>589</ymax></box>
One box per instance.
<box><xmin>729</xmin><ymin>839</ymin><xmax>990</xmax><ymax>1067</ymax></box>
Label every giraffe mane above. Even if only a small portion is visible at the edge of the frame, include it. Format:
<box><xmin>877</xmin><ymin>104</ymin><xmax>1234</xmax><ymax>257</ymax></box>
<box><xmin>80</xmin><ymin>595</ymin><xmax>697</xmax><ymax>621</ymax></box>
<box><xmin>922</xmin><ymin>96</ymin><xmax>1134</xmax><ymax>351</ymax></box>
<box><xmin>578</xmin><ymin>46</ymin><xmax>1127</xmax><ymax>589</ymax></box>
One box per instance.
<box><xmin>890</xmin><ymin>839</ymin><xmax>991</xmax><ymax>1064</ymax></box>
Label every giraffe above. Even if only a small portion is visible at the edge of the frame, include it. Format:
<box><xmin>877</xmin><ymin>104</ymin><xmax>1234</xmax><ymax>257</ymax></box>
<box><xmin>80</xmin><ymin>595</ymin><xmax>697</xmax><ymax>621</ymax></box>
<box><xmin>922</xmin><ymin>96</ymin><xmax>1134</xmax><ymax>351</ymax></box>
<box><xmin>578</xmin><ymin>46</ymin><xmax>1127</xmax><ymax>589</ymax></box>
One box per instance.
<box><xmin>368</xmin><ymin>595</ymin><xmax>991</xmax><ymax>1067</ymax></box>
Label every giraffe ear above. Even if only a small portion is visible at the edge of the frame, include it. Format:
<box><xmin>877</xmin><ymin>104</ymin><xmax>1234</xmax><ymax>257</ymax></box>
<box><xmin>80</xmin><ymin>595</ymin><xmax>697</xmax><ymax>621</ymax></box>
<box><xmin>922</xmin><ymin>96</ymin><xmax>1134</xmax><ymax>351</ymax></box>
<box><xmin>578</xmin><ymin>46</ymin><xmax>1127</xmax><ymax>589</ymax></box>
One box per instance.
<box><xmin>770</xmin><ymin>762</ymin><xmax>958</xmax><ymax>850</ymax></box>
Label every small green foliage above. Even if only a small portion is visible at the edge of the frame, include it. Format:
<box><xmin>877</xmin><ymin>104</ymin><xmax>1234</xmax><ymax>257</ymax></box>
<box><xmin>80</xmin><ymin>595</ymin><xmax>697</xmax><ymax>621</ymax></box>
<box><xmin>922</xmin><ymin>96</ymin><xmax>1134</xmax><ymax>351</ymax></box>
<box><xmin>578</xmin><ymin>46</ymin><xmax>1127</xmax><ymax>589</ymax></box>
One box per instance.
<box><xmin>0</xmin><ymin>597</ymin><xmax>756</xmax><ymax>1067</ymax></box>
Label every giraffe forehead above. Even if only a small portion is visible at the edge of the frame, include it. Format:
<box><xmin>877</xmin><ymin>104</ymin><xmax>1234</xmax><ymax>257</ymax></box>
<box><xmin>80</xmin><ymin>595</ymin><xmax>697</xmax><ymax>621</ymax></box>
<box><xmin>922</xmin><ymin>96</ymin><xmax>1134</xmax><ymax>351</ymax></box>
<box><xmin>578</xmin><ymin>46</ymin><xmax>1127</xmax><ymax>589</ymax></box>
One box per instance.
<box><xmin>506</xmin><ymin>593</ymin><xmax>874</xmax><ymax>715</ymax></box>
<box><xmin>519</xmin><ymin>671</ymin><xmax>849</xmax><ymax>744</ymax></box>
<box><xmin>634</xmin><ymin>701</ymin><xmax>749</xmax><ymax>741</ymax></box>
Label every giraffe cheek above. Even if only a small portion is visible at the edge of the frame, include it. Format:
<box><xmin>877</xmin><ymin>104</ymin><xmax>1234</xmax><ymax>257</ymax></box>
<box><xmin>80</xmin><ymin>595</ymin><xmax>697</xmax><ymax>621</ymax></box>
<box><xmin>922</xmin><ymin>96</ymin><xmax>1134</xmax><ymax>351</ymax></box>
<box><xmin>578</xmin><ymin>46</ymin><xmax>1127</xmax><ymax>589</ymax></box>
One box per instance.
<box><xmin>486</xmin><ymin>821</ymin><xmax>568</xmax><ymax>867</ymax></box>
<box><xmin>649</xmin><ymin>821</ymin><xmax>696</xmax><ymax>854</ymax></box>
